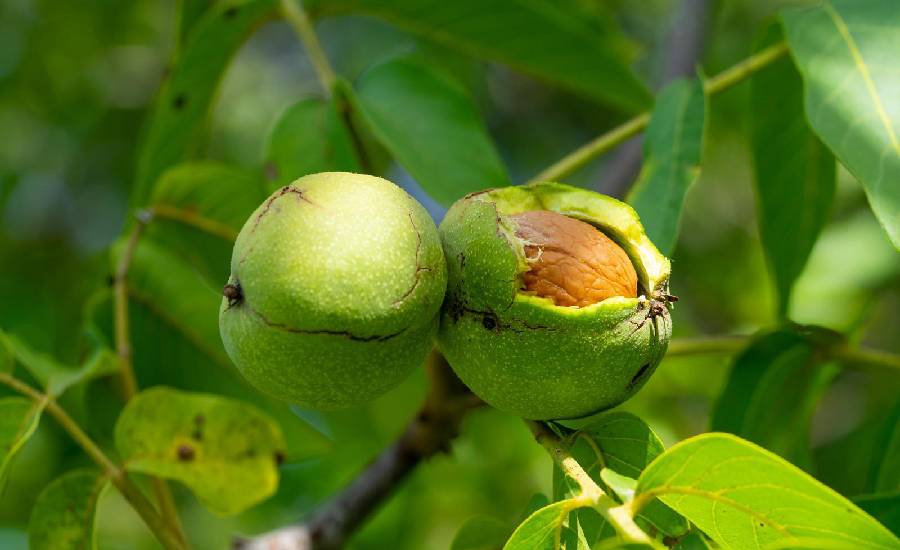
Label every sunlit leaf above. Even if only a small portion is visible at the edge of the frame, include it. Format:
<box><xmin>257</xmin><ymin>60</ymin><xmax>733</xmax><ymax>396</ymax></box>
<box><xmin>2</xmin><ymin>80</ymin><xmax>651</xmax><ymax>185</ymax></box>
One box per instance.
<box><xmin>134</xmin><ymin>0</ymin><xmax>278</xmax><ymax>204</ymax></box>
<box><xmin>628</xmin><ymin>78</ymin><xmax>706</xmax><ymax>255</ymax></box>
<box><xmin>505</xmin><ymin>499</ymin><xmax>582</xmax><ymax>550</ymax></box>
<box><xmin>750</xmin><ymin>24</ymin><xmax>836</xmax><ymax>316</ymax></box>
<box><xmin>263</xmin><ymin>98</ymin><xmax>361</xmax><ymax>190</ymax></box>
<box><xmin>634</xmin><ymin>433</ymin><xmax>900</xmax><ymax>549</ymax></box>
<box><xmin>352</xmin><ymin>56</ymin><xmax>509</xmax><ymax>205</ymax></box>
<box><xmin>782</xmin><ymin>0</ymin><xmax>900</xmax><ymax>248</ymax></box>
<box><xmin>115</xmin><ymin>386</ymin><xmax>285</xmax><ymax>515</ymax></box>
<box><xmin>307</xmin><ymin>0</ymin><xmax>651</xmax><ymax>112</ymax></box>
<box><xmin>28</xmin><ymin>469</ymin><xmax>107</xmax><ymax>550</ymax></box>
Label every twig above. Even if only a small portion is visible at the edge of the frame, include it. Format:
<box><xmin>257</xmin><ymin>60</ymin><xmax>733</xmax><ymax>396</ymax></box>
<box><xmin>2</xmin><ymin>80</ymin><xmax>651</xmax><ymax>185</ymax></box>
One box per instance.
<box><xmin>112</xmin><ymin>209</ymin><xmax>187</xmax><ymax>545</ymax></box>
<box><xmin>526</xmin><ymin>421</ymin><xmax>657</xmax><ymax>546</ymax></box>
<box><xmin>0</xmin><ymin>373</ymin><xmax>186</xmax><ymax>550</ymax></box>
<box><xmin>113</xmin><ymin>210</ymin><xmax>153</xmax><ymax>399</ymax></box>
<box><xmin>528</xmin><ymin>41</ymin><xmax>789</xmax><ymax>184</ymax></box>
<box><xmin>151</xmin><ymin>204</ymin><xmax>239</xmax><ymax>241</ymax></box>
<box><xmin>235</xmin><ymin>353</ymin><xmax>482</xmax><ymax>550</ymax></box>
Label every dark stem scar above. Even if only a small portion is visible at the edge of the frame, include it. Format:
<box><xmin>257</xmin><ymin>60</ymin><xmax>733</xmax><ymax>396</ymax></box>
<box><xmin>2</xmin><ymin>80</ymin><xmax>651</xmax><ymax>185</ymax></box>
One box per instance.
<box><xmin>392</xmin><ymin>211</ymin><xmax>432</xmax><ymax>308</ymax></box>
<box><xmin>245</xmin><ymin>303</ymin><xmax>405</xmax><ymax>343</ymax></box>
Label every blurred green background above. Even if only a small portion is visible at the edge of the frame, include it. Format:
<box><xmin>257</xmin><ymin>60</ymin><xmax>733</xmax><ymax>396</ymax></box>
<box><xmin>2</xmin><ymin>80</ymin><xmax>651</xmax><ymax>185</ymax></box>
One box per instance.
<box><xmin>0</xmin><ymin>0</ymin><xmax>897</xmax><ymax>548</ymax></box>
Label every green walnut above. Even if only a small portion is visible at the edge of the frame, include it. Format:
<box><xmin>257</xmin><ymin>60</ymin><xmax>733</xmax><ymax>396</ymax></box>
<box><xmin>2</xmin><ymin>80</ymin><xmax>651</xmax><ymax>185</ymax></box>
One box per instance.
<box><xmin>437</xmin><ymin>182</ymin><xmax>673</xmax><ymax>420</ymax></box>
<box><xmin>219</xmin><ymin>172</ymin><xmax>447</xmax><ymax>409</ymax></box>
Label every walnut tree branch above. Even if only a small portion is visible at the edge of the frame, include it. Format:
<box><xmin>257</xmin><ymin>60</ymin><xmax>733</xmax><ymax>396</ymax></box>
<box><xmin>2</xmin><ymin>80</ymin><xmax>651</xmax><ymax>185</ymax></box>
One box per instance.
<box><xmin>234</xmin><ymin>352</ymin><xmax>482</xmax><ymax>550</ymax></box>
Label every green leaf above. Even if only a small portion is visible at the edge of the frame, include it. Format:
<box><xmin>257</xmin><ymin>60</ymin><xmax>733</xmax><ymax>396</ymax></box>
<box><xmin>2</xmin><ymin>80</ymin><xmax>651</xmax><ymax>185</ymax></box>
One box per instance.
<box><xmin>551</xmin><ymin>414</ymin><xmax>688</xmax><ymax>547</ymax></box>
<box><xmin>710</xmin><ymin>328</ymin><xmax>838</xmax><ymax>468</ymax></box>
<box><xmin>0</xmin><ymin>397</ymin><xmax>44</xmax><ymax>484</ymax></box>
<box><xmin>452</xmin><ymin>515</ymin><xmax>511</xmax><ymax>550</ymax></box>
<box><xmin>178</xmin><ymin>0</ymin><xmax>209</xmax><ymax>42</ymax></box>
<box><xmin>28</xmin><ymin>469</ymin><xmax>107</xmax><ymax>550</ymax></box>
<box><xmin>750</xmin><ymin>24</ymin><xmax>836</xmax><ymax>316</ymax></box>
<box><xmin>0</xmin><ymin>331</ymin><xmax>118</xmax><ymax>398</ymax></box>
<box><xmin>134</xmin><ymin>0</ymin><xmax>277</xmax><ymax>204</ymax></box>
<box><xmin>263</xmin><ymin>98</ymin><xmax>361</xmax><ymax>190</ymax></box>
<box><xmin>627</xmin><ymin>78</ymin><xmax>706</xmax><ymax>255</ymax></box>
<box><xmin>307</xmin><ymin>0</ymin><xmax>651</xmax><ymax>113</ymax></box>
<box><xmin>600</xmin><ymin>468</ymin><xmax>637</xmax><ymax>503</ymax></box>
<box><xmin>505</xmin><ymin>500</ymin><xmax>582</xmax><ymax>550</ymax></box>
<box><xmin>673</xmin><ymin>530</ymin><xmax>714</xmax><ymax>550</ymax></box>
<box><xmin>871</xmin><ymin>402</ymin><xmax>900</xmax><ymax>492</ymax></box>
<box><xmin>782</xmin><ymin>0</ymin><xmax>900</xmax><ymax>249</ymax></box>
<box><xmin>634</xmin><ymin>433</ymin><xmax>900</xmax><ymax>549</ymax></box>
<box><xmin>115</xmin><ymin>386</ymin><xmax>285</xmax><ymax>516</ymax></box>
<box><xmin>147</xmin><ymin>161</ymin><xmax>268</xmax><ymax>283</ymax></box>
<box><xmin>352</xmin><ymin>56</ymin><xmax>510</xmax><ymax>205</ymax></box>
<box><xmin>854</xmin><ymin>492</ymin><xmax>900</xmax><ymax>537</ymax></box>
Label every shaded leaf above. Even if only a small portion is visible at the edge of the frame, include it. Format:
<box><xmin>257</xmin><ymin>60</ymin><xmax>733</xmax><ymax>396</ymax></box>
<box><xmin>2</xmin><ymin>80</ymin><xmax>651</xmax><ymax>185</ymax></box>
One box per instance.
<box><xmin>634</xmin><ymin>433</ymin><xmax>900</xmax><ymax>549</ymax></box>
<box><xmin>854</xmin><ymin>492</ymin><xmax>900</xmax><ymax>537</ymax></box>
<box><xmin>872</xmin><ymin>402</ymin><xmax>900</xmax><ymax>492</ymax></box>
<box><xmin>147</xmin><ymin>161</ymin><xmax>267</xmax><ymax>283</ymax></box>
<box><xmin>750</xmin><ymin>24</ymin><xmax>836</xmax><ymax>316</ymax></box>
<box><xmin>710</xmin><ymin>328</ymin><xmax>838</xmax><ymax>468</ymax></box>
<box><xmin>0</xmin><ymin>331</ymin><xmax>118</xmax><ymax>398</ymax></box>
<box><xmin>115</xmin><ymin>386</ymin><xmax>285</xmax><ymax>515</ymax></box>
<box><xmin>452</xmin><ymin>515</ymin><xmax>511</xmax><ymax>550</ymax></box>
<box><xmin>134</xmin><ymin>0</ymin><xmax>277</xmax><ymax>203</ymax></box>
<box><xmin>307</xmin><ymin>0</ymin><xmax>651</xmax><ymax>112</ymax></box>
<box><xmin>263</xmin><ymin>98</ymin><xmax>360</xmax><ymax>190</ymax></box>
<box><xmin>0</xmin><ymin>397</ymin><xmax>44</xmax><ymax>484</ymax></box>
<box><xmin>352</xmin><ymin>56</ymin><xmax>510</xmax><ymax>205</ymax></box>
<box><xmin>28</xmin><ymin>469</ymin><xmax>107</xmax><ymax>550</ymax></box>
<box><xmin>782</xmin><ymin>0</ymin><xmax>900</xmax><ymax>248</ymax></box>
<box><xmin>628</xmin><ymin>78</ymin><xmax>706</xmax><ymax>255</ymax></box>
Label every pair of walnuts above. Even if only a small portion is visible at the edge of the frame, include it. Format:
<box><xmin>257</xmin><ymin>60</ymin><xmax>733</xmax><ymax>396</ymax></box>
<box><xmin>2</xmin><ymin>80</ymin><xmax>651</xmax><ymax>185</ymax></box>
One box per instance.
<box><xmin>219</xmin><ymin>173</ymin><xmax>673</xmax><ymax>420</ymax></box>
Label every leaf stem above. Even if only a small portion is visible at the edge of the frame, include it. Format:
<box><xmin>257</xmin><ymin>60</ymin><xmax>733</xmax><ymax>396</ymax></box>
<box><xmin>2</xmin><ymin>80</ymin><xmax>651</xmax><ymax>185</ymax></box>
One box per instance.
<box><xmin>527</xmin><ymin>41</ymin><xmax>789</xmax><ymax>184</ymax></box>
<box><xmin>113</xmin><ymin>210</ymin><xmax>188</xmax><ymax>546</ymax></box>
<box><xmin>0</xmin><ymin>373</ymin><xmax>186</xmax><ymax>550</ymax></box>
<box><xmin>150</xmin><ymin>204</ymin><xmax>239</xmax><ymax>241</ymax></box>
<box><xmin>280</xmin><ymin>0</ymin><xmax>336</xmax><ymax>96</ymax></box>
<box><xmin>526</xmin><ymin>420</ymin><xmax>658</xmax><ymax>546</ymax></box>
<box><xmin>114</xmin><ymin>211</ymin><xmax>152</xmax><ymax>400</ymax></box>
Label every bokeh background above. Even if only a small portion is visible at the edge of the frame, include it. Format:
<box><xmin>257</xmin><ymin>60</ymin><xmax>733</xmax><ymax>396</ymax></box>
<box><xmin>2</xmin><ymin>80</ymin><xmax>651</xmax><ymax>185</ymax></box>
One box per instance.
<box><xmin>0</xmin><ymin>0</ymin><xmax>897</xmax><ymax>548</ymax></box>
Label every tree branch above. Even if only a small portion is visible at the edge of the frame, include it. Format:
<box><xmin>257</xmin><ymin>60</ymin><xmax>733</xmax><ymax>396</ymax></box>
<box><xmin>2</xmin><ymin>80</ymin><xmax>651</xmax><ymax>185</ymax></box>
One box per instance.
<box><xmin>235</xmin><ymin>352</ymin><xmax>482</xmax><ymax>550</ymax></box>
